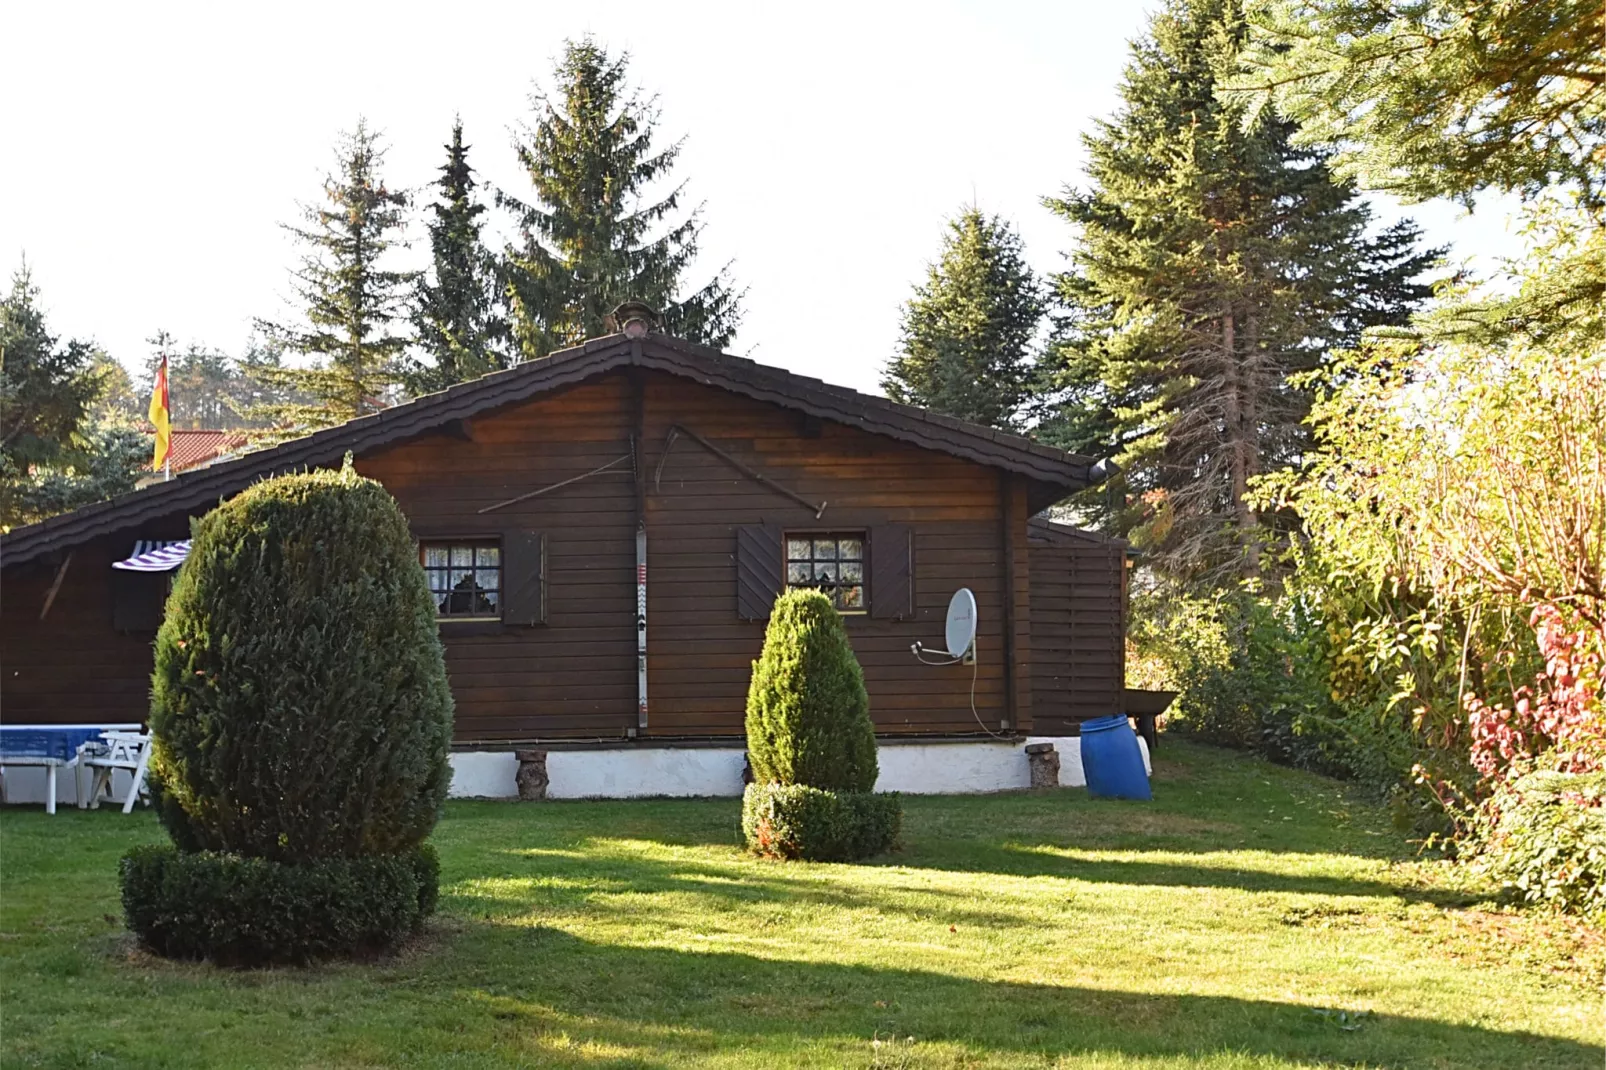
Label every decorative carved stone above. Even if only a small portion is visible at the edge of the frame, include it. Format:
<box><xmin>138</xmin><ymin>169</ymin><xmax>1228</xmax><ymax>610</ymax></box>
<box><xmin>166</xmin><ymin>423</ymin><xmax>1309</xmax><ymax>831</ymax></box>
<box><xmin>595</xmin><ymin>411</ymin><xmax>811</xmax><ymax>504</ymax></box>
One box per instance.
<box><xmin>515</xmin><ymin>749</ymin><xmax>549</xmax><ymax>801</ymax></box>
<box><xmin>1025</xmin><ymin>742</ymin><xmax>1060</xmax><ymax>789</ymax></box>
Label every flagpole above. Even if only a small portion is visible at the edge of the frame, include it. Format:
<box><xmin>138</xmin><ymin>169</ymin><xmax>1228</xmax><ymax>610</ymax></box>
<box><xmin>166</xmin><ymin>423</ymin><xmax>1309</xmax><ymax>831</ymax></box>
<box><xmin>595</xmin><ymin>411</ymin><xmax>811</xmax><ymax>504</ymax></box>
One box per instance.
<box><xmin>163</xmin><ymin>347</ymin><xmax>171</xmax><ymax>481</ymax></box>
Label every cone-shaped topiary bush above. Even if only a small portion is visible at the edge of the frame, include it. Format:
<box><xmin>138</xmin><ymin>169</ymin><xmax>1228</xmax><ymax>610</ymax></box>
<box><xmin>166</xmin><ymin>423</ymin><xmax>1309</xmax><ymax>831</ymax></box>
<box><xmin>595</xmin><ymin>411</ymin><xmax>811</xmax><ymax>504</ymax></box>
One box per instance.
<box><xmin>743</xmin><ymin>588</ymin><xmax>899</xmax><ymax>860</ymax></box>
<box><xmin>122</xmin><ymin>463</ymin><xmax>454</xmax><ymax>964</ymax></box>
<box><xmin>745</xmin><ymin>588</ymin><xmax>877</xmax><ymax>792</ymax></box>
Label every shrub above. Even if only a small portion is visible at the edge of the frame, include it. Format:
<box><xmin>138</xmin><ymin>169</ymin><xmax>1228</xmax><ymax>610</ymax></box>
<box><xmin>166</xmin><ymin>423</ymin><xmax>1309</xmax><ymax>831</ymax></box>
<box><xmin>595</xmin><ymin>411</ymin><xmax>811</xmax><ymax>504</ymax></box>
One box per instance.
<box><xmin>124</xmin><ymin>464</ymin><xmax>453</xmax><ymax>965</ymax></box>
<box><xmin>741</xmin><ymin>783</ymin><xmax>901</xmax><ymax>862</ymax></box>
<box><xmin>148</xmin><ymin>464</ymin><xmax>453</xmax><ymax>861</ymax></box>
<box><xmin>742</xmin><ymin>589</ymin><xmax>898</xmax><ymax>861</ymax></box>
<box><xmin>120</xmin><ymin>844</ymin><xmax>439</xmax><ymax>966</ymax></box>
<box><xmin>1477</xmin><ymin>771</ymin><xmax>1606</xmax><ymax>921</ymax></box>
<box><xmin>745</xmin><ymin>588</ymin><xmax>876</xmax><ymax>793</ymax></box>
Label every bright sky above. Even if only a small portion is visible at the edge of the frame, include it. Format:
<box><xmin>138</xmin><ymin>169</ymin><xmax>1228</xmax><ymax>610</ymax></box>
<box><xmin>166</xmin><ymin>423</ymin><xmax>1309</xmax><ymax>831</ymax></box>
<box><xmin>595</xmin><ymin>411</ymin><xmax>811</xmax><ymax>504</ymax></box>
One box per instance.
<box><xmin>3</xmin><ymin>1</ymin><xmax>1524</xmax><ymax>396</ymax></box>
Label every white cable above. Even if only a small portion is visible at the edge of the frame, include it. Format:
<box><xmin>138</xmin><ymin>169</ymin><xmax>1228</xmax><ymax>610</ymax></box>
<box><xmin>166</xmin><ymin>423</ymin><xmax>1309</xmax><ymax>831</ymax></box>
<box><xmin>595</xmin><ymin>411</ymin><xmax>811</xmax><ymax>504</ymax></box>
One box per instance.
<box><xmin>965</xmin><ymin>638</ymin><xmax>1011</xmax><ymax>740</ymax></box>
<box><xmin>910</xmin><ymin>639</ymin><xmax>1010</xmax><ymax>739</ymax></box>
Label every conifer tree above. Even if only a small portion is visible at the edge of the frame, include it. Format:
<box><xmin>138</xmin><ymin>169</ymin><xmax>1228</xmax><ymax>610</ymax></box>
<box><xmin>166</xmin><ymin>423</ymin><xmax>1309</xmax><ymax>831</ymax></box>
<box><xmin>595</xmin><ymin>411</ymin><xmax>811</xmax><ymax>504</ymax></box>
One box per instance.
<box><xmin>0</xmin><ymin>264</ymin><xmax>142</xmax><ymax>528</ymax></box>
<box><xmin>409</xmin><ymin>120</ymin><xmax>509</xmax><ymax>392</ymax></box>
<box><xmin>1038</xmin><ymin>0</ymin><xmax>1438</xmax><ymax>585</ymax></box>
<box><xmin>502</xmin><ymin>38</ymin><xmax>741</xmax><ymax>358</ymax></box>
<box><xmin>253</xmin><ymin>121</ymin><xmax>413</xmax><ymax>431</ymax></box>
<box><xmin>1226</xmin><ymin>0</ymin><xmax>1604</xmax><ymax>217</ymax></box>
<box><xmin>1</xmin><ymin>263</ymin><xmax>98</xmax><ymax>476</ymax></box>
<box><xmin>882</xmin><ymin>208</ymin><xmax>1044</xmax><ymax>430</ymax></box>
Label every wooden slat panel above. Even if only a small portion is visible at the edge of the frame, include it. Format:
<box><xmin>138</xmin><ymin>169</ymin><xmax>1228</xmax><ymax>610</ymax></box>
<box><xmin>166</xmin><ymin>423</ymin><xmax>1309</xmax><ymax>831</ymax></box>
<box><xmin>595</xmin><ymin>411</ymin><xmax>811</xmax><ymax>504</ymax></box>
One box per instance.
<box><xmin>869</xmin><ymin>524</ymin><xmax>913</xmax><ymax>620</ymax></box>
<box><xmin>734</xmin><ymin>524</ymin><xmax>783</xmax><ymax>620</ymax></box>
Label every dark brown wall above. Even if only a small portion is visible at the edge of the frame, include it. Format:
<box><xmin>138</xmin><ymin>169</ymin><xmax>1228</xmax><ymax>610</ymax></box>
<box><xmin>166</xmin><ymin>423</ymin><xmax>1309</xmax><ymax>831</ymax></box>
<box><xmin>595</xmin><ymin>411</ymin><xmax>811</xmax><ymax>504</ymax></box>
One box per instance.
<box><xmin>2</xmin><ymin>531</ymin><xmax>186</xmax><ymax>727</ymax></box>
<box><xmin>1027</xmin><ymin>528</ymin><xmax>1126</xmax><ymax>733</ymax></box>
<box><xmin>363</xmin><ymin>368</ymin><xmax>1028</xmax><ymax>739</ymax></box>
<box><xmin>356</xmin><ymin>374</ymin><xmax>639</xmax><ymax>741</ymax></box>
<box><xmin>638</xmin><ymin>372</ymin><xmax>1021</xmax><ymax>738</ymax></box>
<box><xmin>1</xmin><ymin>368</ymin><xmax>1125</xmax><ymax>743</ymax></box>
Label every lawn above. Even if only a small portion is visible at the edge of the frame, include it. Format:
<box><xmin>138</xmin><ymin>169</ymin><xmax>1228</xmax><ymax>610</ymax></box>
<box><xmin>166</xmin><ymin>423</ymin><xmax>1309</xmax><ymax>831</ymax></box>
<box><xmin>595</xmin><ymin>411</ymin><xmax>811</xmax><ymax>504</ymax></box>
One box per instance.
<box><xmin>2</xmin><ymin>740</ymin><xmax>1601</xmax><ymax>1069</ymax></box>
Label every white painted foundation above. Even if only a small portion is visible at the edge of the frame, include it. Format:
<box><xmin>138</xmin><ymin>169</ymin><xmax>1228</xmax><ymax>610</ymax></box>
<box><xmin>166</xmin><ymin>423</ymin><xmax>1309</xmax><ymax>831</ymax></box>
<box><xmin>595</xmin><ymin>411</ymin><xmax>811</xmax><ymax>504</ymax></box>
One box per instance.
<box><xmin>1</xmin><ymin>737</ymin><xmax>1152</xmax><ymax>807</ymax></box>
<box><xmin>445</xmin><ymin>735</ymin><xmax>1150</xmax><ymax>800</ymax></box>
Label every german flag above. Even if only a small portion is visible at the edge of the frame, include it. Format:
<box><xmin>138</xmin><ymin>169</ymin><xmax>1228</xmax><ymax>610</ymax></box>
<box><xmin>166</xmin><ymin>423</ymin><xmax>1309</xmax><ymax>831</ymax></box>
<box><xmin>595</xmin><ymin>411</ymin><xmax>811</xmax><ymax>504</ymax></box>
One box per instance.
<box><xmin>149</xmin><ymin>355</ymin><xmax>171</xmax><ymax>472</ymax></box>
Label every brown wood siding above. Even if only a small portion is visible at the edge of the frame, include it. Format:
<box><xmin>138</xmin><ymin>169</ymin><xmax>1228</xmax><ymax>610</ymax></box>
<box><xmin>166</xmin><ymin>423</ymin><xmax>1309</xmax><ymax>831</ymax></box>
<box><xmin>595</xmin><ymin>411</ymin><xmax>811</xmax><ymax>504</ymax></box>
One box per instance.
<box><xmin>1</xmin><ymin>533</ymin><xmax>183</xmax><ymax>726</ymax></box>
<box><xmin>355</xmin><ymin>376</ymin><xmax>638</xmax><ymax>741</ymax></box>
<box><xmin>1</xmin><ymin>368</ymin><xmax>1126</xmax><ymax>744</ymax></box>
<box><xmin>1028</xmin><ymin>537</ymin><xmax>1126</xmax><ymax>733</ymax></box>
<box><xmin>640</xmin><ymin>372</ymin><xmax>1018</xmax><ymax>738</ymax></box>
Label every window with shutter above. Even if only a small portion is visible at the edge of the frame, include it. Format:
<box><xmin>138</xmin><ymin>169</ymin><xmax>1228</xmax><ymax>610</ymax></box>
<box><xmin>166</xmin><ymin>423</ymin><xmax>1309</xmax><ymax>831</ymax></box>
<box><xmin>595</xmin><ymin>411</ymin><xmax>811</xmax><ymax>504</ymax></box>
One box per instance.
<box><xmin>420</xmin><ymin>540</ymin><xmax>502</xmax><ymax>619</ymax></box>
<box><xmin>784</xmin><ymin>532</ymin><xmax>867</xmax><ymax>612</ymax></box>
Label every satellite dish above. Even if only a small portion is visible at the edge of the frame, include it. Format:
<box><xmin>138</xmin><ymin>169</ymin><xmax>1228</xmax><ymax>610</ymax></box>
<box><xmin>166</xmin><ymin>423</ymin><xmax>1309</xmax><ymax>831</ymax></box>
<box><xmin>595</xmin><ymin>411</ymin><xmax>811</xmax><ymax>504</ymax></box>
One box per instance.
<box><xmin>944</xmin><ymin>587</ymin><xmax>978</xmax><ymax>658</ymax></box>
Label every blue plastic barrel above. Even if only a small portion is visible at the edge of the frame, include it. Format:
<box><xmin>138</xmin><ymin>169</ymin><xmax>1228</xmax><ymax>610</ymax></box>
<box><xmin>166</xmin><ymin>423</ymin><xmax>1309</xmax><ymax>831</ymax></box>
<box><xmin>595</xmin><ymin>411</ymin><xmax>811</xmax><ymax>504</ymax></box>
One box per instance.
<box><xmin>1079</xmin><ymin>715</ymin><xmax>1152</xmax><ymax>800</ymax></box>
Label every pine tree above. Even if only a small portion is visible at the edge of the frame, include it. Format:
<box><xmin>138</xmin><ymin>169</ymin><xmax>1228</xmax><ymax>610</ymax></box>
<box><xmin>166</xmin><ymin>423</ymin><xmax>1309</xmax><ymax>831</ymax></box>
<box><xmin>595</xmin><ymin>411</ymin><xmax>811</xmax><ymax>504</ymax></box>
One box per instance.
<box><xmin>0</xmin><ymin>264</ymin><xmax>138</xmax><ymax>528</ymax></box>
<box><xmin>1038</xmin><ymin>0</ymin><xmax>1439</xmax><ymax>585</ymax></box>
<box><xmin>502</xmin><ymin>38</ymin><xmax>741</xmax><ymax>358</ymax></box>
<box><xmin>882</xmin><ymin>208</ymin><xmax>1044</xmax><ymax>430</ymax></box>
<box><xmin>0</xmin><ymin>263</ymin><xmax>98</xmax><ymax>475</ymax></box>
<box><xmin>253</xmin><ymin>121</ymin><xmax>413</xmax><ymax>431</ymax></box>
<box><xmin>409</xmin><ymin>120</ymin><xmax>509</xmax><ymax>393</ymax></box>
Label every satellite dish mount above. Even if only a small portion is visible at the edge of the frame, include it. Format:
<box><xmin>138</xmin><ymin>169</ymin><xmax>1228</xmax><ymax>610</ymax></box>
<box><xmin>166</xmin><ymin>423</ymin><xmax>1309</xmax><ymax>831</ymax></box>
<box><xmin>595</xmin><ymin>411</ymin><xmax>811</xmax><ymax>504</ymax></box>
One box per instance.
<box><xmin>912</xmin><ymin>587</ymin><xmax>978</xmax><ymax>665</ymax></box>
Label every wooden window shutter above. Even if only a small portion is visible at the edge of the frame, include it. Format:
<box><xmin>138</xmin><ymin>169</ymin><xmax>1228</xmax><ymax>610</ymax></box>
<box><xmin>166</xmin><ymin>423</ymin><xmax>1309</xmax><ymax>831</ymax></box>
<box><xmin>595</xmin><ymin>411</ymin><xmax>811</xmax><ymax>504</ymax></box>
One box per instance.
<box><xmin>735</xmin><ymin>524</ymin><xmax>784</xmax><ymax>620</ymax></box>
<box><xmin>111</xmin><ymin>570</ymin><xmax>166</xmax><ymax>632</ymax></box>
<box><xmin>869</xmin><ymin>525</ymin><xmax>913</xmax><ymax>620</ymax></box>
<box><xmin>501</xmin><ymin>531</ymin><xmax>546</xmax><ymax>626</ymax></box>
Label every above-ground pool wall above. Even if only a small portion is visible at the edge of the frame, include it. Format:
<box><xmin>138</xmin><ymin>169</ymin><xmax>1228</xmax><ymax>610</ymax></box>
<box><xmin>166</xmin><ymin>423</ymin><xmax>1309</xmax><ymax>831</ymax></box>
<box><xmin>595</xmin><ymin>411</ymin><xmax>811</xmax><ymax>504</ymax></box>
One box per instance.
<box><xmin>444</xmin><ymin>736</ymin><xmax>1152</xmax><ymax>801</ymax></box>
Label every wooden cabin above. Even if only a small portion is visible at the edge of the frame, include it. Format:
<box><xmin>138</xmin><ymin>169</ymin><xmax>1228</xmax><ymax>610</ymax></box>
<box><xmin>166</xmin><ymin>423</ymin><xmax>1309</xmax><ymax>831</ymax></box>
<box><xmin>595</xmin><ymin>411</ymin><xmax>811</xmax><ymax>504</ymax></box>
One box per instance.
<box><xmin>0</xmin><ymin>326</ymin><xmax>1129</xmax><ymax>797</ymax></box>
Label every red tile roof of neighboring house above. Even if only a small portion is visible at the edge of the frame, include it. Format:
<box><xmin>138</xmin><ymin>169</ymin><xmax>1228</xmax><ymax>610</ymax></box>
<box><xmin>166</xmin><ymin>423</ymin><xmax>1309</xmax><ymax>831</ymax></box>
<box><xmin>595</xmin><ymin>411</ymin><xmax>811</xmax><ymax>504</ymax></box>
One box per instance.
<box><xmin>149</xmin><ymin>429</ymin><xmax>249</xmax><ymax>474</ymax></box>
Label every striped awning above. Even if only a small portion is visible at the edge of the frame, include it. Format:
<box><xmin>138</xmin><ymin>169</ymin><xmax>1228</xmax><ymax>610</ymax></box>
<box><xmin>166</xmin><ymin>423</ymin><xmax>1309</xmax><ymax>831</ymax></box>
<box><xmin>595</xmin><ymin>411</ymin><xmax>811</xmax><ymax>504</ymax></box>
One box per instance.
<box><xmin>111</xmin><ymin>540</ymin><xmax>191</xmax><ymax>572</ymax></box>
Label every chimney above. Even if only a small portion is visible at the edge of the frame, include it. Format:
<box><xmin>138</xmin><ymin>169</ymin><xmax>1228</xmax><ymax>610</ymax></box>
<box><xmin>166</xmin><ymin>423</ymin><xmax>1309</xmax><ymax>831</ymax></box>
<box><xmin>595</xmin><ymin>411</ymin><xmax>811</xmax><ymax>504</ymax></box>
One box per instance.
<box><xmin>605</xmin><ymin>301</ymin><xmax>661</xmax><ymax>340</ymax></box>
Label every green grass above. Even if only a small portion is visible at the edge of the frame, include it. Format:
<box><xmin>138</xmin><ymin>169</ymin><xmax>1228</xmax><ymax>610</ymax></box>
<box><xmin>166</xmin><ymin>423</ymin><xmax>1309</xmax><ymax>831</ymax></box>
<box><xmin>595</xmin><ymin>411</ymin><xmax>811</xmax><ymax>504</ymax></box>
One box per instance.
<box><xmin>2</xmin><ymin>740</ymin><xmax>1601</xmax><ymax>1069</ymax></box>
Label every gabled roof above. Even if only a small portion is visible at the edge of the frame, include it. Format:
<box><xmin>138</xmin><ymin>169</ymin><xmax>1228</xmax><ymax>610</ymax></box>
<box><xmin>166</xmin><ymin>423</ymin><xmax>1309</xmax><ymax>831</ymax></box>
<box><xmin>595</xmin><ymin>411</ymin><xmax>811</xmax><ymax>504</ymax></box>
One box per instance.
<box><xmin>1</xmin><ymin>332</ymin><xmax>1100</xmax><ymax>567</ymax></box>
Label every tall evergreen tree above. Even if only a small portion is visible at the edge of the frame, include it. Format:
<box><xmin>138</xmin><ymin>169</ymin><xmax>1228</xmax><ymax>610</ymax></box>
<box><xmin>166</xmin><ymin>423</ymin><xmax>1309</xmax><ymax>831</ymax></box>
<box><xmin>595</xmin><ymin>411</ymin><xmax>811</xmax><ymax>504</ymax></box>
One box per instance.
<box><xmin>1038</xmin><ymin>0</ymin><xmax>1439</xmax><ymax>585</ymax></box>
<box><xmin>0</xmin><ymin>265</ymin><xmax>143</xmax><ymax>528</ymax></box>
<box><xmin>253</xmin><ymin>120</ymin><xmax>413</xmax><ymax>431</ymax></box>
<box><xmin>882</xmin><ymin>208</ymin><xmax>1044</xmax><ymax>430</ymax></box>
<box><xmin>1</xmin><ymin>263</ymin><xmax>98</xmax><ymax>476</ymax></box>
<box><xmin>502</xmin><ymin>38</ymin><xmax>741</xmax><ymax>358</ymax></box>
<box><xmin>1227</xmin><ymin>0</ymin><xmax>1605</xmax><ymax>218</ymax></box>
<box><xmin>409</xmin><ymin>120</ymin><xmax>509</xmax><ymax>393</ymax></box>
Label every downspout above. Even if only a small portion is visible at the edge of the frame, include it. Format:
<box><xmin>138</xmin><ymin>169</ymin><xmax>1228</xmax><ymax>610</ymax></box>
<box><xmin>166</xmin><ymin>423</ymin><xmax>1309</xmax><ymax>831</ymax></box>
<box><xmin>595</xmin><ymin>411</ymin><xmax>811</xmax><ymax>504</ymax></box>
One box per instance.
<box><xmin>629</xmin><ymin>361</ymin><xmax>649</xmax><ymax>735</ymax></box>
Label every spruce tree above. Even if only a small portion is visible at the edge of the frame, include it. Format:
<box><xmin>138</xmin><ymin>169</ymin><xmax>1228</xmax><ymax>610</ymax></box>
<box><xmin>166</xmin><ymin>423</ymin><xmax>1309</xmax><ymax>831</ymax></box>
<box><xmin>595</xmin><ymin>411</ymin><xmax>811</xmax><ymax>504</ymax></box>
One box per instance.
<box><xmin>882</xmin><ymin>208</ymin><xmax>1044</xmax><ymax>430</ymax></box>
<box><xmin>253</xmin><ymin>121</ymin><xmax>413</xmax><ymax>431</ymax></box>
<box><xmin>1038</xmin><ymin>0</ymin><xmax>1438</xmax><ymax>585</ymax></box>
<box><xmin>409</xmin><ymin>120</ymin><xmax>509</xmax><ymax>393</ymax></box>
<box><xmin>502</xmin><ymin>38</ymin><xmax>741</xmax><ymax>358</ymax></box>
<box><xmin>1227</xmin><ymin>0</ymin><xmax>1604</xmax><ymax>217</ymax></box>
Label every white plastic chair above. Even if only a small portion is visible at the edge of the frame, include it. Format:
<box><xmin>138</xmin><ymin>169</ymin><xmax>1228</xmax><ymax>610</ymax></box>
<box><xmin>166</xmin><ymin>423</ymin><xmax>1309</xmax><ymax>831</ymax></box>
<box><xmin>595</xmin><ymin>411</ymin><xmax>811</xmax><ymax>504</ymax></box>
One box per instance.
<box><xmin>79</xmin><ymin>731</ymin><xmax>152</xmax><ymax>813</ymax></box>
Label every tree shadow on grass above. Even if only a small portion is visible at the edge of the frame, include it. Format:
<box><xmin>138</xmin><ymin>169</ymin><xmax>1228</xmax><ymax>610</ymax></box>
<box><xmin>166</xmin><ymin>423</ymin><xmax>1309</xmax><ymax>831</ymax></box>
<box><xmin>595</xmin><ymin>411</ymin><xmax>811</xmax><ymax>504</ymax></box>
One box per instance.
<box><xmin>434</xmin><ymin>923</ymin><xmax>1598</xmax><ymax>1070</ymax></box>
<box><xmin>879</xmin><ymin>842</ymin><xmax>1487</xmax><ymax>908</ymax></box>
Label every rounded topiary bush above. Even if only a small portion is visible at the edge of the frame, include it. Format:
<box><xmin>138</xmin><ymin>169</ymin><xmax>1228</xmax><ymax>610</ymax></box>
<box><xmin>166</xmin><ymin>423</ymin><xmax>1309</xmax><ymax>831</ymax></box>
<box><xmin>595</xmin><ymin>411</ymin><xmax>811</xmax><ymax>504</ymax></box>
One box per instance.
<box><xmin>742</xmin><ymin>589</ymin><xmax>899</xmax><ymax>860</ymax></box>
<box><xmin>123</xmin><ymin>463</ymin><xmax>454</xmax><ymax>964</ymax></box>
